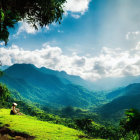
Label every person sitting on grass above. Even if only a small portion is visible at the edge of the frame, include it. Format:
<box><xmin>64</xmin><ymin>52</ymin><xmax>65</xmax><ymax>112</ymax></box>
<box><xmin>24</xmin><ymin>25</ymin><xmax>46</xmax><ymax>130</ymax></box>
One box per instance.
<box><xmin>10</xmin><ymin>103</ymin><xmax>20</xmax><ymax>115</ymax></box>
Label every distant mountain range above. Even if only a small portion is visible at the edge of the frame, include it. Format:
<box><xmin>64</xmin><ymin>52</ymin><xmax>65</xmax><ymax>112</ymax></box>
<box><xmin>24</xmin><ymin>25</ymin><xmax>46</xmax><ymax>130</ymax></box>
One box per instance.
<box><xmin>90</xmin><ymin>76</ymin><xmax>140</xmax><ymax>91</ymax></box>
<box><xmin>0</xmin><ymin>64</ymin><xmax>99</xmax><ymax>108</ymax></box>
<box><xmin>98</xmin><ymin>83</ymin><xmax>140</xmax><ymax>120</ymax></box>
<box><xmin>1</xmin><ymin>64</ymin><xmax>140</xmax><ymax>91</ymax></box>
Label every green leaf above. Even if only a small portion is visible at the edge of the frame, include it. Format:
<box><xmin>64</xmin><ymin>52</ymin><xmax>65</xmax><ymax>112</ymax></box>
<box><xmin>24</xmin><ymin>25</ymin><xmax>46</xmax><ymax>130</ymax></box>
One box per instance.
<box><xmin>1</xmin><ymin>9</ymin><xmax>5</xmax><ymax>21</ymax></box>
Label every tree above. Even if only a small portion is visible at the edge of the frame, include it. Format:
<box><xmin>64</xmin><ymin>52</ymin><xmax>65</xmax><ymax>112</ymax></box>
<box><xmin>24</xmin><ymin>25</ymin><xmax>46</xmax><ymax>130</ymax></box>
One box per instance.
<box><xmin>62</xmin><ymin>106</ymin><xmax>75</xmax><ymax>117</ymax></box>
<box><xmin>0</xmin><ymin>60</ymin><xmax>3</xmax><ymax>77</ymax></box>
<box><xmin>120</xmin><ymin>108</ymin><xmax>140</xmax><ymax>135</ymax></box>
<box><xmin>0</xmin><ymin>0</ymin><xmax>66</xmax><ymax>45</ymax></box>
<box><xmin>0</xmin><ymin>83</ymin><xmax>11</xmax><ymax>107</ymax></box>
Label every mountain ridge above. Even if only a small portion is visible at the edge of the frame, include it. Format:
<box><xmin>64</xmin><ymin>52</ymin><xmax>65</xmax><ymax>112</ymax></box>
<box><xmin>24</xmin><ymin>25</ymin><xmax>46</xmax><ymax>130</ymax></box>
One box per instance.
<box><xmin>0</xmin><ymin>63</ymin><xmax>99</xmax><ymax>108</ymax></box>
<box><xmin>98</xmin><ymin>83</ymin><xmax>140</xmax><ymax>121</ymax></box>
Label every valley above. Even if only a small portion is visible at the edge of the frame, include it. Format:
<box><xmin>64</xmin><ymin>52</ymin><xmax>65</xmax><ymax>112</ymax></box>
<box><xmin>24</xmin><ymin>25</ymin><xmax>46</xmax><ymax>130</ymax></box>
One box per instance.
<box><xmin>0</xmin><ymin>63</ymin><xmax>140</xmax><ymax>139</ymax></box>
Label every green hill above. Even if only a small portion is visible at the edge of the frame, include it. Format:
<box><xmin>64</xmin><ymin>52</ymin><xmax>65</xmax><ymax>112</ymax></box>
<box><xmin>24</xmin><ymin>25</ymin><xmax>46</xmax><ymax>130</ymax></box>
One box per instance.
<box><xmin>0</xmin><ymin>64</ymin><xmax>99</xmax><ymax>108</ymax></box>
<box><xmin>98</xmin><ymin>83</ymin><xmax>140</xmax><ymax>121</ymax></box>
<box><xmin>0</xmin><ymin>109</ymin><xmax>97</xmax><ymax>140</ymax></box>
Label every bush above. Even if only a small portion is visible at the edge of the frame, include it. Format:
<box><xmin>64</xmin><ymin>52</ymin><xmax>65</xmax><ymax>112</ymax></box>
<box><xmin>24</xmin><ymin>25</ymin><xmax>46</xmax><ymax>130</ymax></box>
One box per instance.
<box><xmin>0</xmin><ymin>83</ymin><xmax>11</xmax><ymax>108</ymax></box>
<box><xmin>120</xmin><ymin>108</ymin><xmax>140</xmax><ymax>135</ymax></box>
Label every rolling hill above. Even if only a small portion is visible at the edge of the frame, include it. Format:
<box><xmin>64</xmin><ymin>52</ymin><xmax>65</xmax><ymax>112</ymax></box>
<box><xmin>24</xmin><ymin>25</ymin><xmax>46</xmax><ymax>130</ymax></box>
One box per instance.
<box><xmin>0</xmin><ymin>64</ymin><xmax>99</xmax><ymax>108</ymax></box>
<box><xmin>0</xmin><ymin>109</ymin><xmax>94</xmax><ymax>140</ymax></box>
<box><xmin>98</xmin><ymin>83</ymin><xmax>140</xmax><ymax>120</ymax></box>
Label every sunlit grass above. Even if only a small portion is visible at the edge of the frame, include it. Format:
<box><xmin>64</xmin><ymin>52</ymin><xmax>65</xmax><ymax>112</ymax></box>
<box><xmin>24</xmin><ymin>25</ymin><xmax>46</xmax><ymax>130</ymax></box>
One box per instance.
<box><xmin>0</xmin><ymin>109</ymin><xmax>103</xmax><ymax>140</ymax></box>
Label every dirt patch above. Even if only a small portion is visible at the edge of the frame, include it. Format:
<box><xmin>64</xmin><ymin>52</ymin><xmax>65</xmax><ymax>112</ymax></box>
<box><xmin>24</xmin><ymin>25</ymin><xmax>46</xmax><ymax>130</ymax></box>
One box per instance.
<box><xmin>78</xmin><ymin>135</ymin><xmax>92</xmax><ymax>139</ymax></box>
<box><xmin>0</xmin><ymin>125</ymin><xmax>35</xmax><ymax>140</ymax></box>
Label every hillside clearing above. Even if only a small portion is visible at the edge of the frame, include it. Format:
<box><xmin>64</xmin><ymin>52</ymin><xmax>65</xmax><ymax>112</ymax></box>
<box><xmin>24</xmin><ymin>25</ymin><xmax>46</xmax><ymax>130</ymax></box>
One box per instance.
<box><xmin>0</xmin><ymin>109</ymin><xmax>101</xmax><ymax>140</ymax></box>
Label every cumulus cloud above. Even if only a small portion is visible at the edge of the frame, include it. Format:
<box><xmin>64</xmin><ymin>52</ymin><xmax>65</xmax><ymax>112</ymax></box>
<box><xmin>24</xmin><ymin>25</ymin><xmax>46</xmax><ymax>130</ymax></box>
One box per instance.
<box><xmin>64</xmin><ymin>0</ymin><xmax>91</xmax><ymax>18</ymax></box>
<box><xmin>1</xmin><ymin>42</ymin><xmax>140</xmax><ymax>81</ymax></box>
<box><xmin>14</xmin><ymin>21</ymin><xmax>50</xmax><ymax>36</ymax></box>
<box><xmin>16</xmin><ymin>22</ymin><xmax>38</xmax><ymax>35</ymax></box>
<box><xmin>64</xmin><ymin>0</ymin><xmax>90</xmax><ymax>13</ymax></box>
<box><xmin>135</xmin><ymin>42</ymin><xmax>140</xmax><ymax>50</ymax></box>
<box><xmin>73</xmin><ymin>56</ymin><xmax>86</xmax><ymax>67</ymax></box>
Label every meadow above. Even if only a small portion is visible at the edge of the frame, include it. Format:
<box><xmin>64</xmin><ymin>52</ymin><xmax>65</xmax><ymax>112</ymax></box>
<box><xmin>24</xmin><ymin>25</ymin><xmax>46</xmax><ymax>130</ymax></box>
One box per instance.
<box><xmin>0</xmin><ymin>109</ymin><xmax>103</xmax><ymax>140</ymax></box>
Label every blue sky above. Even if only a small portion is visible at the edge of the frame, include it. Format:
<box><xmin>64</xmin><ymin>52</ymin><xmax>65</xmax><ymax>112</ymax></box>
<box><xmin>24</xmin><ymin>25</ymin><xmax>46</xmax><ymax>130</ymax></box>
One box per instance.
<box><xmin>1</xmin><ymin>0</ymin><xmax>140</xmax><ymax>81</ymax></box>
<box><xmin>7</xmin><ymin>0</ymin><xmax>140</xmax><ymax>52</ymax></box>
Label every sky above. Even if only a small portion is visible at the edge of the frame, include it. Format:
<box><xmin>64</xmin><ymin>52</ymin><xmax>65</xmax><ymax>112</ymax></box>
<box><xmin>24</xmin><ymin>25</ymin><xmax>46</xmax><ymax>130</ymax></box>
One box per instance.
<box><xmin>1</xmin><ymin>0</ymin><xmax>140</xmax><ymax>81</ymax></box>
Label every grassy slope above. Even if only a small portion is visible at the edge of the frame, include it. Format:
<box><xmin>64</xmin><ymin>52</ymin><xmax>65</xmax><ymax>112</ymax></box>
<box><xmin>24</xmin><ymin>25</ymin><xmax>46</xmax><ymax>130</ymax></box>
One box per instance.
<box><xmin>0</xmin><ymin>109</ymin><xmax>100</xmax><ymax>140</ymax></box>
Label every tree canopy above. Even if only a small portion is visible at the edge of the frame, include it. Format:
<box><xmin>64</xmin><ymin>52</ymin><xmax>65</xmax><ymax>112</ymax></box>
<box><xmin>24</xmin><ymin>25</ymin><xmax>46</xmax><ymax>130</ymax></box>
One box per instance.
<box><xmin>0</xmin><ymin>83</ymin><xmax>11</xmax><ymax>107</ymax></box>
<box><xmin>0</xmin><ymin>61</ymin><xmax>3</xmax><ymax>77</ymax></box>
<box><xmin>0</xmin><ymin>0</ymin><xmax>66</xmax><ymax>45</ymax></box>
<box><xmin>120</xmin><ymin>108</ymin><xmax>140</xmax><ymax>135</ymax></box>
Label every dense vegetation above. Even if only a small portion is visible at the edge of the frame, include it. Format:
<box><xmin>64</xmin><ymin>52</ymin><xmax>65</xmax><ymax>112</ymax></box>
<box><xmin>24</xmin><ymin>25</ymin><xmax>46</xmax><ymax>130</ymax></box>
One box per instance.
<box><xmin>0</xmin><ymin>83</ymin><xmax>11</xmax><ymax>107</ymax></box>
<box><xmin>0</xmin><ymin>82</ymin><xmax>140</xmax><ymax>139</ymax></box>
<box><xmin>96</xmin><ymin>83</ymin><xmax>140</xmax><ymax>123</ymax></box>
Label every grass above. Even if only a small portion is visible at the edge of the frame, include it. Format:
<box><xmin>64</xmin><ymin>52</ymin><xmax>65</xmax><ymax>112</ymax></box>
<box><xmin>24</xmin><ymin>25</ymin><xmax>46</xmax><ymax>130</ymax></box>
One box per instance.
<box><xmin>0</xmin><ymin>109</ymin><xmax>102</xmax><ymax>140</ymax></box>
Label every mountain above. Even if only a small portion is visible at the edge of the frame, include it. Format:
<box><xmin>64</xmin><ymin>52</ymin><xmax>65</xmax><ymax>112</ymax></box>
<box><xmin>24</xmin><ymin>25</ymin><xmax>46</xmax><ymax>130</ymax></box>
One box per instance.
<box><xmin>39</xmin><ymin>67</ymin><xmax>96</xmax><ymax>91</ymax></box>
<box><xmin>0</xmin><ymin>64</ymin><xmax>98</xmax><ymax>108</ymax></box>
<box><xmin>106</xmin><ymin>87</ymin><xmax>126</xmax><ymax>100</ymax></box>
<box><xmin>98</xmin><ymin>83</ymin><xmax>140</xmax><ymax>120</ymax></box>
<box><xmin>91</xmin><ymin>76</ymin><xmax>140</xmax><ymax>91</ymax></box>
<box><xmin>3</xmin><ymin>64</ymin><xmax>140</xmax><ymax>91</ymax></box>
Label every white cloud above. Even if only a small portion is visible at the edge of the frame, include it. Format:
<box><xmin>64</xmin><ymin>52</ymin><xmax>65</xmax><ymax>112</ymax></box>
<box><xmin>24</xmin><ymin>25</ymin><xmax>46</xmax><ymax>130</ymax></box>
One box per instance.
<box><xmin>1</xmin><ymin>43</ymin><xmax>140</xmax><ymax>81</ymax></box>
<box><xmin>64</xmin><ymin>0</ymin><xmax>91</xmax><ymax>13</ymax></box>
<box><xmin>126</xmin><ymin>31</ymin><xmax>140</xmax><ymax>40</ymax></box>
<box><xmin>14</xmin><ymin>22</ymin><xmax>50</xmax><ymax>36</ymax></box>
<box><xmin>71</xmin><ymin>14</ymin><xmax>81</xmax><ymax>19</ymax></box>
<box><xmin>135</xmin><ymin>41</ymin><xmax>140</xmax><ymax>50</ymax></box>
<box><xmin>42</xmin><ymin>41</ymin><xmax>58</xmax><ymax>46</ymax></box>
<box><xmin>64</xmin><ymin>0</ymin><xmax>91</xmax><ymax>18</ymax></box>
<box><xmin>17</xmin><ymin>22</ymin><xmax>38</xmax><ymax>35</ymax></box>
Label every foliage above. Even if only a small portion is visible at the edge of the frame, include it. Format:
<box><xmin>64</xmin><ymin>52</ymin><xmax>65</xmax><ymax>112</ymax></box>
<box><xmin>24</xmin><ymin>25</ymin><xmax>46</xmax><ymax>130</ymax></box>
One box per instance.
<box><xmin>75</xmin><ymin>118</ymin><xmax>123</xmax><ymax>139</ymax></box>
<box><xmin>97</xmin><ymin>83</ymin><xmax>140</xmax><ymax>124</ymax></box>
<box><xmin>120</xmin><ymin>132</ymin><xmax>139</xmax><ymax>140</ymax></box>
<box><xmin>61</xmin><ymin>106</ymin><xmax>75</xmax><ymax>117</ymax></box>
<box><xmin>0</xmin><ymin>70</ymin><xmax>3</xmax><ymax>77</ymax></box>
<box><xmin>58</xmin><ymin>106</ymin><xmax>101</xmax><ymax>123</ymax></box>
<box><xmin>0</xmin><ymin>61</ymin><xmax>3</xmax><ymax>77</ymax></box>
<box><xmin>0</xmin><ymin>83</ymin><xmax>11</xmax><ymax>107</ymax></box>
<box><xmin>0</xmin><ymin>83</ymin><xmax>115</xmax><ymax>139</ymax></box>
<box><xmin>0</xmin><ymin>0</ymin><xmax>66</xmax><ymax>45</ymax></box>
<box><xmin>1</xmin><ymin>81</ymin><xmax>140</xmax><ymax>139</ymax></box>
<box><xmin>0</xmin><ymin>81</ymin><xmax>101</xmax><ymax>132</ymax></box>
<box><xmin>120</xmin><ymin>108</ymin><xmax>140</xmax><ymax>135</ymax></box>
